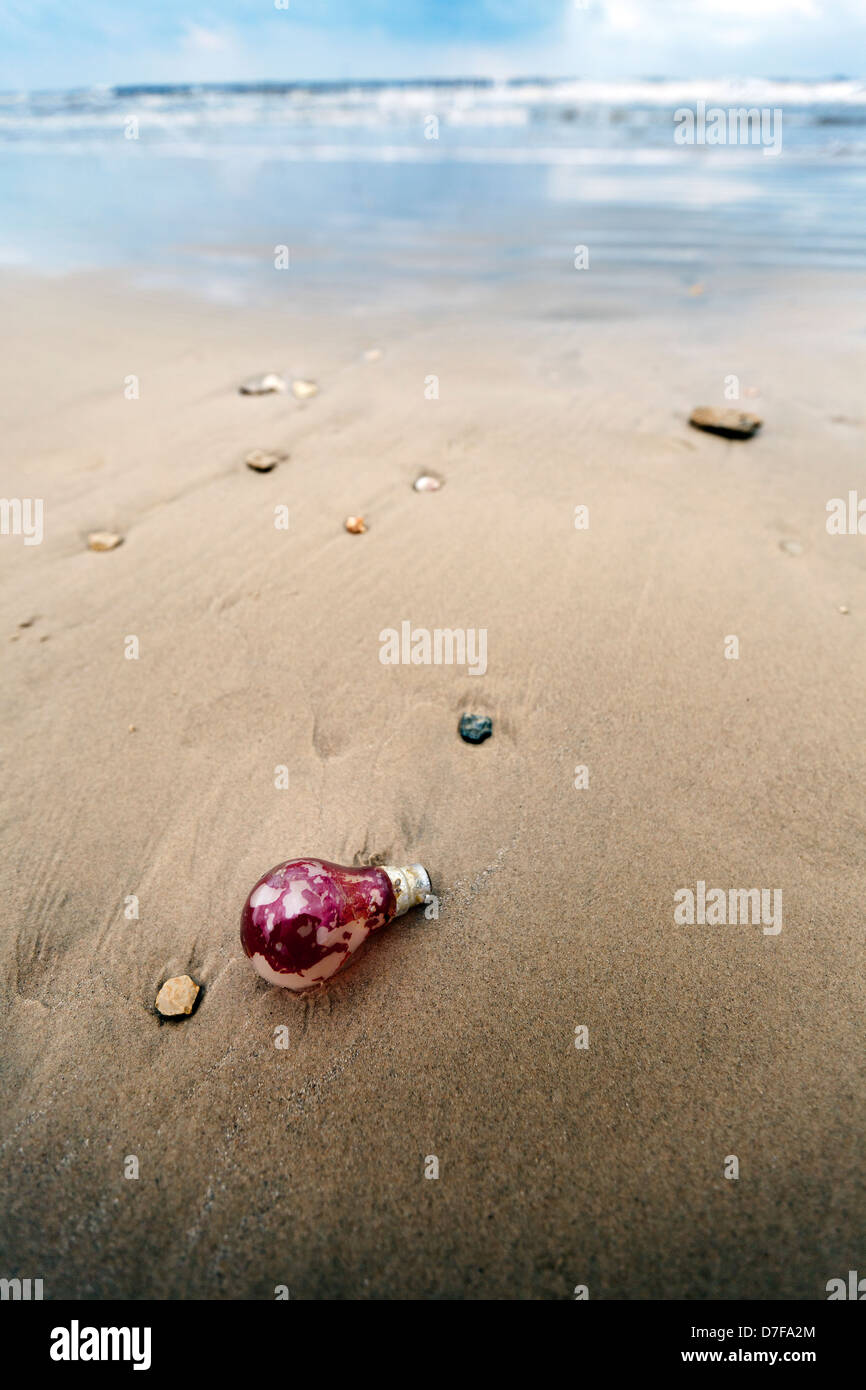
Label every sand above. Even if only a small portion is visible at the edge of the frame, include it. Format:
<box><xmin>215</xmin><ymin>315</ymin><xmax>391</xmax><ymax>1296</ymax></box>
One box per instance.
<box><xmin>0</xmin><ymin>267</ymin><xmax>864</xmax><ymax>1299</ymax></box>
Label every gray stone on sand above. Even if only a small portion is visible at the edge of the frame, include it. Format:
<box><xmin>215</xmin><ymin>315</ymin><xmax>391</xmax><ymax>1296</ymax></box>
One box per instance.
<box><xmin>459</xmin><ymin>714</ymin><xmax>492</xmax><ymax>744</ymax></box>
<box><xmin>689</xmin><ymin>406</ymin><xmax>762</xmax><ymax>439</ymax></box>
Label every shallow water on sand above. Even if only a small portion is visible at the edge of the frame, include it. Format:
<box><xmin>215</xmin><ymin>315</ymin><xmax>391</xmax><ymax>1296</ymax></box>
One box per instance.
<box><xmin>1</xmin><ymin>79</ymin><xmax>864</xmax><ymax>303</ymax></box>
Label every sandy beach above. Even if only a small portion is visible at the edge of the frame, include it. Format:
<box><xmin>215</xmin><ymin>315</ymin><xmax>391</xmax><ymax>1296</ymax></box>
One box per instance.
<box><xmin>1</xmin><ymin>261</ymin><xmax>864</xmax><ymax>1299</ymax></box>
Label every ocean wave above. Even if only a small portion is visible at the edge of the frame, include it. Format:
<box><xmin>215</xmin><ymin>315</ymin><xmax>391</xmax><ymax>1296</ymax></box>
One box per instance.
<box><xmin>1</xmin><ymin>77</ymin><xmax>865</xmax><ymax>141</ymax></box>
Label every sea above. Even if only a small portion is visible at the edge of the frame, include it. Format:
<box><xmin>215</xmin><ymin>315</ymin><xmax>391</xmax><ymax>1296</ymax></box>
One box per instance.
<box><xmin>0</xmin><ymin>78</ymin><xmax>863</xmax><ymax>304</ymax></box>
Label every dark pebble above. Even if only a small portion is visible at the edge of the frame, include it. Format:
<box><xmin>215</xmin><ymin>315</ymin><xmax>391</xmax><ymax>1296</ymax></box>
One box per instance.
<box><xmin>459</xmin><ymin>714</ymin><xmax>492</xmax><ymax>744</ymax></box>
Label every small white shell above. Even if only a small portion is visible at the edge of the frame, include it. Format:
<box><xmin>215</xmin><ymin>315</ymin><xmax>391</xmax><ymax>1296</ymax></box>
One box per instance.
<box><xmin>87</xmin><ymin>531</ymin><xmax>123</xmax><ymax>551</ymax></box>
<box><xmin>245</xmin><ymin>449</ymin><xmax>286</xmax><ymax>472</ymax></box>
<box><xmin>239</xmin><ymin>373</ymin><xmax>287</xmax><ymax>395</ymax></box>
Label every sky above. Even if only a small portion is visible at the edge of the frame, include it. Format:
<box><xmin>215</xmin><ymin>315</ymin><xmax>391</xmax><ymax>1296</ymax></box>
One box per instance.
<box><xmin>0</xmin><ymin>0</ymin><xmax>863</xmax><ymax>90</ymax></box>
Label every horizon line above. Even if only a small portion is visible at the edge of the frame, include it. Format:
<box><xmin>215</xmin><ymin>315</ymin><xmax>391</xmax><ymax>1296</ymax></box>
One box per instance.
<box><xmin>0</xmin><ymin>72</ymin><xmax>860</xmax><ymax>100</ymax></box>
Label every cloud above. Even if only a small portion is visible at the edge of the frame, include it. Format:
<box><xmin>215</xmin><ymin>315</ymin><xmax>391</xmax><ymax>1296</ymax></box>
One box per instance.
<box><xmin>596</xmin><ymin>0</ymin><xmax>831</xmax><ymax>43</ymax></box>
<box><xmin>561</xmin><ymin>0</ymin><xmax>865</xmax><ymax>74</ymax></box>
<box><xmin>0</xmin><ymin>0</ymin><xmax>863</xmax><ymax>88</ymax></box>
<box><xmin>182</xmin><ymin>24</ymin><xmax>235</xmax><ymax>56</ymax></box>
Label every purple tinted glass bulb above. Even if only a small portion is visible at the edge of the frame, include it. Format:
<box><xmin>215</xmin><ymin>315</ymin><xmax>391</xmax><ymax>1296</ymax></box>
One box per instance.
<box><xmin>240</xmin><ymin>858</ymin><xmax>431</xmax><ymax>990</ymax></box>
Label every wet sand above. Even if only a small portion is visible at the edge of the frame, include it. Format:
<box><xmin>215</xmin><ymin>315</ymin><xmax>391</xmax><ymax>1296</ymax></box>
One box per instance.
<box><xmin>0</xmin><ymin>267</ymin><xmax>864</xmax><ymax>1299</ymax></box>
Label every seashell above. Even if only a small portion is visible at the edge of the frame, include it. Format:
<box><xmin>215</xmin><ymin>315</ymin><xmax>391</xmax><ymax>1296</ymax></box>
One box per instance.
<box><xmin>245</xmin><ymin>449</ymin><xmax>286</xmax><ymax>472</ymax></box>
<box><xmin>239</xmin><ymin>373</ymin><xmax>287</xmax><ymax>395</ymax></box>
<box><xmin>87</xmin><ymin>531</ymin><xmax>123</xmax><ymax>551</ymax></box>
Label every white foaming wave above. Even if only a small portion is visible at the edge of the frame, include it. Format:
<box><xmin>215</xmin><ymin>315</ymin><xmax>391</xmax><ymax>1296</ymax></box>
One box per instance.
<box><xmin>1</xmin><ymin>77</ymin><xmax>865</xmax><ymax>140</ymax></box>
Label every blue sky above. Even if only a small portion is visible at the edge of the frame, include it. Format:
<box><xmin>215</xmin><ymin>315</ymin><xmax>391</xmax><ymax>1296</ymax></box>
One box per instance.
<box><xmin>0</xmin><ymin>1</ymin><xmax>863</xmax><ymax>89</ymax></box>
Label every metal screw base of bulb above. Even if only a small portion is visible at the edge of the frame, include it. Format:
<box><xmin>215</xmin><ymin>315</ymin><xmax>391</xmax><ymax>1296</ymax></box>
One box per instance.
<box><xmin>383</xmin><ymin>863</ymin><xmax>432</xmax><ymax>917</ymax></box>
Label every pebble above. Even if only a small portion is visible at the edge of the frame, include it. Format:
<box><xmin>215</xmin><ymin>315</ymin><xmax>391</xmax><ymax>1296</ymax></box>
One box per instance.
<box><xmin>687</xmin><ymin>282</ymin><xmax>705</xmax><ymax>296</ymax></box>
<box><xmin>779</xmin><ymin>539</ymin><xmax>803</xmax><ymax>556</ymax></box>
<box><xmin>292</xmin><ymin>379</ymin><xmax>318</xmax><ymax>400</ymax></box>
<box><xmin>155</xmin><ymin>975</ymin><xmax>200</xmax><ymax>1018</ymax></box>
<box><xmin>839</xmin><ymin>605</ymin><xmax>850</xmax><ymax>615</ymax></box>
<box><xmin>239</xmin><ymin>373</ymin><xmax>287</xmax><ymax>395</ymax></box>
<box><xmin>245</xmin><ymin>449</ymin><xmax>285</xmax><ymax>473</ymax></box>
<box><xmin>459</xmin><ymin>714</ymin><xmax>492</xmax><ymax>744</ymax></box>
<box><xmin>345</xmin><ymin>516</ymin><xmax>367</xmax><ymax>534</ymax></box>
<box><xmin>363</xmin><ymin>348</ymin><xmax>382</xmax><ymax>362</ymax></box>
<box><xmin>414</xmin><ymin>473</ymin><xmax>444</xmax><ymax>492</ymax></box>
<box><xmin>689</xmin><ymin>406</ymin><xmax>762</xmax><ymax>439</ymax></box>
<box><xmin>87</xmin><ymin>531</ymin><xmax>123</xmax><ymax>552</ymax></box>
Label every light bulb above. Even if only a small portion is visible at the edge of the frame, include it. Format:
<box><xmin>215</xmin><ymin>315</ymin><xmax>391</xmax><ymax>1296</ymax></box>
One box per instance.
<box><xmin>240</xmin><ymin>858</ymin><xmax>431</xmax><ymax>990</ymax></box>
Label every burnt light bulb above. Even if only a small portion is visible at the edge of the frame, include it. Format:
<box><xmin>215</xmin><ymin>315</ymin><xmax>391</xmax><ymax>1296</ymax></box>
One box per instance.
<box><xmin>240</xmin><ymin>858</ymin><xmax>431</xmax><ymax>991</ymax></box>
